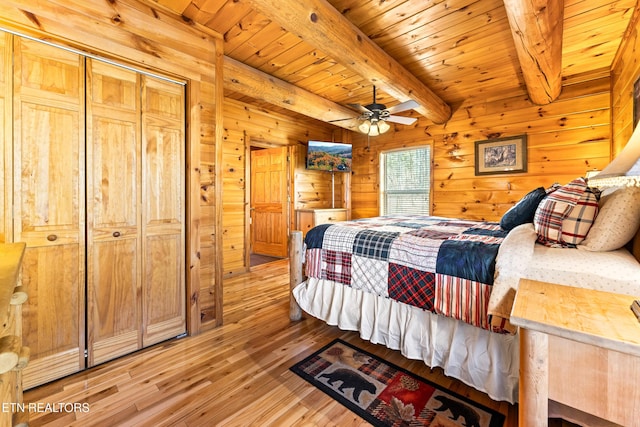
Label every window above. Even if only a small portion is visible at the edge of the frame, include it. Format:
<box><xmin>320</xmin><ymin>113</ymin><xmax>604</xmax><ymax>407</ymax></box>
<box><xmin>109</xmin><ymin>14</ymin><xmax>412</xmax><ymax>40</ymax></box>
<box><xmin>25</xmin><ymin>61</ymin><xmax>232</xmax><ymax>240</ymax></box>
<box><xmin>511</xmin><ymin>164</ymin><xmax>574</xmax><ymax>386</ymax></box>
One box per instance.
<box><xmin>380</xmin><ymin>146</ymin><xmax>431</xmax><ymax>215</ymax></box>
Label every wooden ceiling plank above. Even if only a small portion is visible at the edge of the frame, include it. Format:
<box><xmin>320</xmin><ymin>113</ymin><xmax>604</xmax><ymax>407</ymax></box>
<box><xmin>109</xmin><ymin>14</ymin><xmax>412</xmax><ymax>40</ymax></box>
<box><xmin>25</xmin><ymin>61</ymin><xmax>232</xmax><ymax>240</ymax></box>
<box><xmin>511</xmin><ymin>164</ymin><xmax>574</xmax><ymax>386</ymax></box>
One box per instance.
<box><xmin>241</xmin><ymin>32</ymin><xmax>307</xmax><ymax>70</ymax></box>
<box><xmin>296</xmin><ymin>67</ymin><xmax>391</xmax><ymax>102</ymax></box>
<box><xmin>226</xmin><ymin>21</ymin><xmax>287</xmax><ymax>61</ymax></box>
<box><xmin>364</xmin><ymin>0</ymin><xmax>481</xmax><ymax>45</ymax></box>
<box><xmin>560</xmin><ymin>68</ymin><xmax>611</xmax><ymax>85</ymax></box>
<box><xmin>223</xmin><ymin>56</ymin><xmax>361</xmax><ymax>130</ymax></box>
<box><xmin>181</xmin><ymin>0</ymin><xmax>228</xmax><ymax>24</ymax></box>
<box><xmin>503</xmin><ymin>0</ymin><xmax>564</xmax><ymax>105</ymax></box>
<box><xmin>416</xmin><ymin>42</ymin><xmax>518</xmax><ymax>79</ymax></box>
<box><xmin>337</xmin><ymin>3</ymin><xmax>513</xmax><ymax>105</ymax></box>
<box><xmin>565</xmin><ymin>12</ymin><xmax>630</xmax><ymax>35</ymax></box>
<box><xmin>564</xmin><ymin>0</ymin><xmax>636</xmax><ymax>20</ymax></box>
<box><xmin>377</xmin><ymin>4</ymin><xmax>507</xmax><ymax>57</ymax></box>
<box><xmin>564</xmin><ymin>33</ymin><xmax>619</xmax><ymax>55</ymax></box>
<box><xmin>565</xmin><ymin>10</ymin><xmax>635</xmax><ymax>33</ymax></box>
<box><xmin>152</xmin><ymin>0</ymin><xmax>193</xmax><ymax>15</ymax></box>
<box><xmin>269</xmin><ymin>48</ymin><xmax>336</xmax><ymax>82</ymax></box>
<box><xmin>244</xmin><ymin>0</ymin><xmax>452</xmax><ymax>124</ymax></box>
<box><xmin>293</xmin><ymin>62</ymin><xmax>352</xmax><ymax>87</ymax></box>
<box><xmin>308</xmin><ymin>71</ymin><xmax>371</xmax><ymax>98</ymax></box>
<box><xmin>427</xmin><ymin>64</ymin><xmax>521</xmax><ymax>89</ymax></box>
<box><xmin>395</xmin><ymin>19</ymin><xmax>513</xmax><ymax>70</ymax></box>
<box><xmin>212</xmin><ymin>0</ymin><xmax>633</xmax><ymax>122</ymax></box>
<box><xmin>260</xmin><ymin>42</ymin><xmax>318</xmax><ymax>75</ymax></box>
<box><xmin>333</xmin><ymin>0</ymin><xmax>415</xmax><ymax>30</ymax></box>
<box><xmin>406</xmin><ymin>9</ymin><xmax>624</xmax><ymax>94</ymax></box>
<box><xmin>222</xmin><ymin>11</ymin><xmax>271</xmax><ymax>53</ymax></box>
<box><xmin>562</xmin><ymin>40</ymin><xmax>626</xmax><ymax>76</ymax></box>
<box><xmin>204</xmin><ymin>0</ymin><xmax>253</xmax><ymax>34</ymax></box>
<box><xmin>426</xmin><ymin>76</ymin><xmax>521</xmax><ymax>104</ymax></box>
<box><xmin>563</xmin><ymin>23</ymin><xmax>629</xmax><ymax>53</ymax></box>
<box><xmin>355</xmin><ymin>0</ymin><xmax>452</xmax><ymax>39</ymax></box>
<box><xmin>310</xmin><ymin>74</ymin><xmax>374</xmax><ymax>102</ymax></box>
<box><xmin>406</xmin><ymin>34</ymin><xmax>518</xmax><ymax>77</ymax></box>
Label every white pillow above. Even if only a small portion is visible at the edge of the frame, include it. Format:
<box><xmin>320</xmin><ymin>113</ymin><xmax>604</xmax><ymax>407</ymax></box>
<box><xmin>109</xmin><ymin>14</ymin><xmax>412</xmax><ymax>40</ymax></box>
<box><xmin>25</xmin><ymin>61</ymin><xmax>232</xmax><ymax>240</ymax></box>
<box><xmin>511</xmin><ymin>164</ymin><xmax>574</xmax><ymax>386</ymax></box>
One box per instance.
<box><xmin>578</xmin><ymin>186</ymin><xmax>640</xmax><ymax>251</ymax></box>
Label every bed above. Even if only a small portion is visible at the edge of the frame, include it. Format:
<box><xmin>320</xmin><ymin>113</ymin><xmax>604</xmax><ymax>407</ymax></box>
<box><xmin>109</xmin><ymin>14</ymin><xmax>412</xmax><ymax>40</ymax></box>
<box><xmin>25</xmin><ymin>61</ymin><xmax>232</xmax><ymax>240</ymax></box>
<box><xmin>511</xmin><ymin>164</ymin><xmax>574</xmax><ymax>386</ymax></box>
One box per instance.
<box><xmin>291</xmin><ymin>181</ymin><xmax>640</xmax><ymax>404</ymax></box>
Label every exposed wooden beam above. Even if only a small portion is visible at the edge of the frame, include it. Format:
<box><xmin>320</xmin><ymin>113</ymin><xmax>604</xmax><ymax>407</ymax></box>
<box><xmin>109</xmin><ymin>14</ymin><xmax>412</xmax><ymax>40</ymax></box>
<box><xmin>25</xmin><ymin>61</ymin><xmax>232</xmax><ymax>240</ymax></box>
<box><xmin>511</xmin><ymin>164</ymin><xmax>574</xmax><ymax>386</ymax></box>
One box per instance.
<box><xmin>223</xmin><ymin>56</ymin><xmax>361</xmax><ymax>131</ymax></box>
<box><xmin>242</xmin><ymin>0</ymin><xmax>452</xmax><ymax>124</ymax></box>
<box><xmin>503</xmin><ymin>0</ymin><xmax>564</xmax><ymax>105</ymax></box>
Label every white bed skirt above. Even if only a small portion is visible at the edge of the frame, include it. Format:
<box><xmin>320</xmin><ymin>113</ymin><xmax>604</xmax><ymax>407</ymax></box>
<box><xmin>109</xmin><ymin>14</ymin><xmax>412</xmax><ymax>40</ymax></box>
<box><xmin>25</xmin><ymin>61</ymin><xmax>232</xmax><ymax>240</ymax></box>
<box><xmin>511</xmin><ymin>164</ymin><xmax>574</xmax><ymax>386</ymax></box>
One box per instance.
<box><xmin>293</xmin><ymin>278</ymin><xmax>519</xmax><ymax>403</ymax></box>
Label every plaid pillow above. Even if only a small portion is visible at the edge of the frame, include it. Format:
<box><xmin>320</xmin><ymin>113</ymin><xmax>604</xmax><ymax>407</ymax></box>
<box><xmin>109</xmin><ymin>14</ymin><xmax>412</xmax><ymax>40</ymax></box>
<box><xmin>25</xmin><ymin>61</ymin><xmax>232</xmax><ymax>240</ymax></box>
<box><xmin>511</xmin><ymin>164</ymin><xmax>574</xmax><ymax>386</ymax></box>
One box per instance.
<box><xmin>534</xmin><ymin>178</ymin><xmax>599</xmax><ymax>247</ymax></box>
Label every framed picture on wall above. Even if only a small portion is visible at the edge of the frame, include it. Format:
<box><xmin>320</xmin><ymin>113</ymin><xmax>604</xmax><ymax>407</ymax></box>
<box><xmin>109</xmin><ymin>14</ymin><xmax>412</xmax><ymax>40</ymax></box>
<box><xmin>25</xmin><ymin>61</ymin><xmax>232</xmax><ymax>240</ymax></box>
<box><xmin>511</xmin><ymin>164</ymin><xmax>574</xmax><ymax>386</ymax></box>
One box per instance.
<box><xmin>474</xmin><ymin>134</ymin><xmax>527</xmax><ymax>175</ymax></box>
<box><xmin>634</xmin><ymin>75</ymin><xmax>640</xmax><ymax>128</ymax></box>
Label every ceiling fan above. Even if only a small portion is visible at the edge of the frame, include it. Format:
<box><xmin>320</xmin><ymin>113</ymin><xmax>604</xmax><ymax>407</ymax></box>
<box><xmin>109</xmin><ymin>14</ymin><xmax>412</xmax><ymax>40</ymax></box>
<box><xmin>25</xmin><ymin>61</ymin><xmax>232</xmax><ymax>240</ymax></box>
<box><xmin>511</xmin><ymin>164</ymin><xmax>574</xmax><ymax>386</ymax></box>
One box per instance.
<box><xmin>338</xmin><ymin>86</ymin><xmax>419</xmax><ymax>136</ymax></box>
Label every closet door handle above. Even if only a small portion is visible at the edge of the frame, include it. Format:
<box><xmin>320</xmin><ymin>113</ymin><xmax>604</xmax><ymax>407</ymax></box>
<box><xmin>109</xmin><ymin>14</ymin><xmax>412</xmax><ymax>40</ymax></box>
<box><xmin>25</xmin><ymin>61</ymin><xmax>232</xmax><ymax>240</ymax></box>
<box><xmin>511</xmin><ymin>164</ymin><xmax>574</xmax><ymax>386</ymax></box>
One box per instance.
<box><xmin>46</xmin><ymin>234</ymin><xmax>58</xmax><ymax>242</ymax></box>
<box><xmin>113</xmin><ymin>231</ymin><xmax>121</xmax><ymax>238</ymax></box>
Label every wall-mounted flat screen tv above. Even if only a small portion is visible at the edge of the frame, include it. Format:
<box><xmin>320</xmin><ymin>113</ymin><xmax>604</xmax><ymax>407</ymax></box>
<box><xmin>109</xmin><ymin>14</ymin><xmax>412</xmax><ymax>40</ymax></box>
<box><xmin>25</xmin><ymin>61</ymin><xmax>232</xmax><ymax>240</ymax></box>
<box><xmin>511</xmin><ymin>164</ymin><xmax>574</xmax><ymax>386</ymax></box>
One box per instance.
<box><xmin>306</xmin><ymin>140</ymin><xmax>352</xmax><ymax>172</ymax></box>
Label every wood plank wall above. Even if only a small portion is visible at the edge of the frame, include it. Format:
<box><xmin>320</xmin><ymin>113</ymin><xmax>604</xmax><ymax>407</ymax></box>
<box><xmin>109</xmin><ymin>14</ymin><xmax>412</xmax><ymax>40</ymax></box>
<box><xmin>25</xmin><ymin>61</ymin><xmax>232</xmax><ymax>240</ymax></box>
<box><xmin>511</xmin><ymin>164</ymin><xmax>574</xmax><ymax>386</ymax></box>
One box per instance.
<box><xmin>0</xmin><ymin>0</ymin><xmax>223</xmax><ymax>333</ymax></box>
<box><xmin>291</xmin><ymin>127</ymin><xmax>353</xmax><ymax>215</ymax></box>
<box><xmin>292</xmin><ymin>147</ymin><xmax>346</xmax><ymax>211</ymax></box>
<box><xmin>351</xmin><ymin>71</ymin><xmax>613</xmax><ymax>221</ymax></box>
<box><xmin>611</xmin><ymin>6</ymin><xmax>640</xmax><ymax>155</ymax></box>
<box><xmin>221</xmin><ymin>98</ymin><xmax>336</xmax><ymax>276</ymax></box>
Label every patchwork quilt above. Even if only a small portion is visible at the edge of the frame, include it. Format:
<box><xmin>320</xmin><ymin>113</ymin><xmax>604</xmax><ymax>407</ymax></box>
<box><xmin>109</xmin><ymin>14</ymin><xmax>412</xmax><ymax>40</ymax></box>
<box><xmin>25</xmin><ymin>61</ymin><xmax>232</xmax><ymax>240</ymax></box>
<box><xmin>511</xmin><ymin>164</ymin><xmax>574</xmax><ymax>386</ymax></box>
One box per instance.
<box><xmin>304</xmin><ymin>215</ymin><xmax>509</xmax><ymax>332</ymax></box>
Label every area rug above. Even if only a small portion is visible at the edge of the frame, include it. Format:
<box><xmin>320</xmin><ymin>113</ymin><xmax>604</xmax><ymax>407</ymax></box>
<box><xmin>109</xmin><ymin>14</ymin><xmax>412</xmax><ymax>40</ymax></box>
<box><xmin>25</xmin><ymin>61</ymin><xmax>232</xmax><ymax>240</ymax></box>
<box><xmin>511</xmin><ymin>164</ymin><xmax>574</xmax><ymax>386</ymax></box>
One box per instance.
<box><xmin>290</xmin><ymin>339</ymin><xmax>505</xmax><ymax>427</ymax></box>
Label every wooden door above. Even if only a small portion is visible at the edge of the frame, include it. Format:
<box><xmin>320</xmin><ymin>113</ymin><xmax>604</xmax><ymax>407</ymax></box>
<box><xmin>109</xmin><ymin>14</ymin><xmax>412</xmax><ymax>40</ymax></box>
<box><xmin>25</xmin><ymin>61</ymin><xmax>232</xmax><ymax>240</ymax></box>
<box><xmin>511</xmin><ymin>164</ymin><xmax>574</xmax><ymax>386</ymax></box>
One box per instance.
<box><xmin>13</xmin><ymin>38</ymin><xmax>86</xmax><ymax>388</ymax></box>
<box><xmin>86</xmin><ymin>59</ymin><xmax>142</xmax><ymax>366</ymax></box>
<box><xmin>141</xmin><ymin>75</ymin><xmax>186</xmax><ymax>346</ymax></box>
<box><xmin>250</xmin><ymin>147</ymin><xmax>288</xmax><ymax>257</ymax></box>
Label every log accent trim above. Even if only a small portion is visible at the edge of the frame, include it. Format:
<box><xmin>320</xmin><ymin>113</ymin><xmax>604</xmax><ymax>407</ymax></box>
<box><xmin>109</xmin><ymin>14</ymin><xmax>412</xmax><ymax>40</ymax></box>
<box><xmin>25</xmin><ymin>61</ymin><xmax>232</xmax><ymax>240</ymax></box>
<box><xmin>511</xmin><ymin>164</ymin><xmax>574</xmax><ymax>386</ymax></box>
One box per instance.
<box><xmin>244</xmin><ymin>0</ymin><xmax>452</xmax><ymax>124</ymax></box>
<box><xmin>224</xmin><ymin>56</ymin><xmax>361</xmax><ymax>131</ymax></box>
<box><xmin>289</xmin><ymin>231</ymin><xmax>303</xmax><ymax>321</ymax></box>
<box><xmin>503</xmin><ymin>0</ymin><xmax>564</xmax><ymax>105</ymax></box>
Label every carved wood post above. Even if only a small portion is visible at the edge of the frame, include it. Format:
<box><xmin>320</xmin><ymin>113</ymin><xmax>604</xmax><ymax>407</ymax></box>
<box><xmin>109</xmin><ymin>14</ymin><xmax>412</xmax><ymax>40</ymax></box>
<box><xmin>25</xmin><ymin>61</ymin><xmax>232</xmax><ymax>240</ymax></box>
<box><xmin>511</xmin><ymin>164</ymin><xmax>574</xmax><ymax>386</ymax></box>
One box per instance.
<box><xmin>289</xmin><ymin>231</ymin><xmax>303</xmax><ymax>321</ymax></box>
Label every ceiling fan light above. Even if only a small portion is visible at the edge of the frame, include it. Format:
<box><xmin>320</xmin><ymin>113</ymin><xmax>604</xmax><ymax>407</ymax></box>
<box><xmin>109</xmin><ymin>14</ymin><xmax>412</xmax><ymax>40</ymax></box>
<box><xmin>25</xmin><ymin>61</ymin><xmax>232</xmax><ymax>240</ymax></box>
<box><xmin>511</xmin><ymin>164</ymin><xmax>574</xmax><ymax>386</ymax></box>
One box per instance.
<box><xmin>378</xmin><ymin>120</ymin><xmax>390</xmax><ymax>134</ymax></box>
<box><xmin>358</xmin><ymin>120</ymin><xmax>371</xmax><ymax>134</ymax></box>
<box><xmin>369</xmin><ymin>123</ymin><xmax>380</xmax><ymax>137</ymax></box>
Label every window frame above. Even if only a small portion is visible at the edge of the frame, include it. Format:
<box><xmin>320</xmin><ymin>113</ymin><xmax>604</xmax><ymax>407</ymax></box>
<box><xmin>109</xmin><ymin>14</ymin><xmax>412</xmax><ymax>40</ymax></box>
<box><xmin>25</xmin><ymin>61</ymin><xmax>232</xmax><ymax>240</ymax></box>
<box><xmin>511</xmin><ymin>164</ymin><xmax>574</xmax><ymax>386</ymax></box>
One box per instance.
<box><xmin>379</xmin><ymin>145</ymin><xmax>432</xmax><ymax>216</ymax></box>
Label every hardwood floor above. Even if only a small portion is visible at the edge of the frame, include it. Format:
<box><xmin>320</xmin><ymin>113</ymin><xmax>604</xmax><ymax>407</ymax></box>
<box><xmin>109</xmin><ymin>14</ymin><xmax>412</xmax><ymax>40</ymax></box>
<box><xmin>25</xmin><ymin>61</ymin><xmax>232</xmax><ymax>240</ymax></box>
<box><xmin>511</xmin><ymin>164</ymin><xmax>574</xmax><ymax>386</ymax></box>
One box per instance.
<box><xmin>23</xmin><ymin>259</ymin><xmax>523</xmax><ymax>426</ymax></box>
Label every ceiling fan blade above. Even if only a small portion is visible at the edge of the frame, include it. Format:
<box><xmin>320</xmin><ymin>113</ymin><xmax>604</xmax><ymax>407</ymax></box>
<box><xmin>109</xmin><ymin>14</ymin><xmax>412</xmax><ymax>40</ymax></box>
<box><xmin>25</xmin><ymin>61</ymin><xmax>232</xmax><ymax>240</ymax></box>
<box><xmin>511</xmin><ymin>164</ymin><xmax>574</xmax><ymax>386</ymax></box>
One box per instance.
<box><xmin>386</xmin><ymin>115</ymin><xmax>417</xmax><ymax>125</ymax></box>
<box><xmin>348</xmin><ymin>103</ymin><xmax>373</xmax><ymax>114</ymax></box>
<box><xmin>385</xmin><ymin>100</ymin><xmax>419</xmax><ymax>114</ymax></box>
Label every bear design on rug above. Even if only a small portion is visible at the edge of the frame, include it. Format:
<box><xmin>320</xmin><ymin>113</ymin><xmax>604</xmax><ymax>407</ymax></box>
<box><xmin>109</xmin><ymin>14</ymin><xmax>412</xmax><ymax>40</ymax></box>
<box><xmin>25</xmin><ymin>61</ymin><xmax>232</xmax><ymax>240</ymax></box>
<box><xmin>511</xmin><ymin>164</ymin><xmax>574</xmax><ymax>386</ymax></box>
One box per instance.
<box><xmin>318</xmin><ymin>368</ymin><xmax>377</xmax><ymax>404</ymax></box>
<box><xmin>432</xmin><ymin>395</ymin><xmax>480</xmax><ymax>427</ymax></box>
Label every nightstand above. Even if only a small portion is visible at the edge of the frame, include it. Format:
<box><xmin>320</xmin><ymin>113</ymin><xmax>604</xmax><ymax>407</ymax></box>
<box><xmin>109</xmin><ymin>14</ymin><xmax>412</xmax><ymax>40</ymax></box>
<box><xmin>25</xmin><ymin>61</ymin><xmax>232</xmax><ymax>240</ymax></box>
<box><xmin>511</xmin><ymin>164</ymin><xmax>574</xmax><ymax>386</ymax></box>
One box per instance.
<box><xmin>510</xmin><ymin>279</ymin><xmax>640</xmax><ymax>427</ymax></box>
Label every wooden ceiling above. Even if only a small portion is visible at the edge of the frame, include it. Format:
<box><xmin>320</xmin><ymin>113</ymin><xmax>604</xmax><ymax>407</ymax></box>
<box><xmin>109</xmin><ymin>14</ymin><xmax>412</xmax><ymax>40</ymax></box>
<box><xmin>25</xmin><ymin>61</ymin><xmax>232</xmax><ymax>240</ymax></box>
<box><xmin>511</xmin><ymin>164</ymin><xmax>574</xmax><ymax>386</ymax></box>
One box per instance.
<box><xmin>153</xmin><ymin>0</ymin><xmax>636</xmax><ymax>129</ymax></box>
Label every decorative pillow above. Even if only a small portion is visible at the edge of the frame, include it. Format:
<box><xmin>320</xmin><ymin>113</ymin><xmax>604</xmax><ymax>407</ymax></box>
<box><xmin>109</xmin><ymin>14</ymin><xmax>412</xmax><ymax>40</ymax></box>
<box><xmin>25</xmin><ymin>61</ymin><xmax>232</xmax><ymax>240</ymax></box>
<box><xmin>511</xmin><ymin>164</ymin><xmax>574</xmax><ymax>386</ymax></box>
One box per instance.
<box><xmin>500</xmin><ymin>187</ymin><xmax>547</xmax><ymax>231</ymax></box>
<box><xmin>533</xmin><ymin>178</ymin><xmax>600</xmax><ymax>247</ymax></box>
<box><xmin>578</xmin><ymin>186</ymin><xmax>640</xmax><ymax>251</ymax></box>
